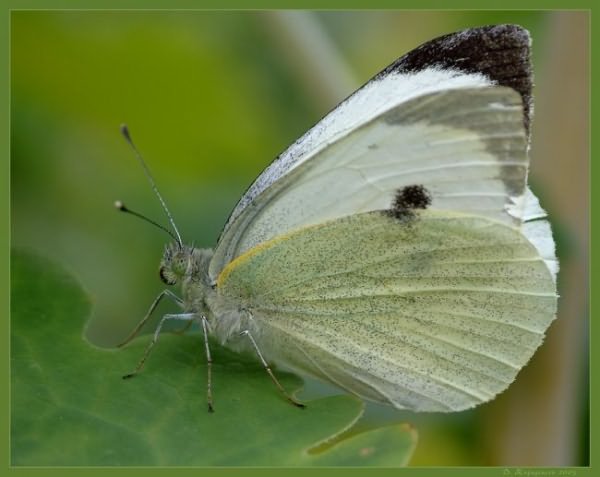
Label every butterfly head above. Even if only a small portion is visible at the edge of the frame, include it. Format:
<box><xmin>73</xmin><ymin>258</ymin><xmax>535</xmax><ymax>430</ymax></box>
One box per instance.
<box><xmin>159</xmin><ymin>242</ymin><xmax>193</xmax><ymax>286</ymax></box>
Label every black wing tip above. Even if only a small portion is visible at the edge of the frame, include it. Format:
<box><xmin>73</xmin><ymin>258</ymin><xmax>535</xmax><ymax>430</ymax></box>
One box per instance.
<box><xmin>383</xmin><ymin>24</ymin><xmax>531</xmax><ymax>73</ymax></box>
<box><xmin>378</xmin><ymin>24</ymin><xmax>532</xmax><ymax>134</ymax></box>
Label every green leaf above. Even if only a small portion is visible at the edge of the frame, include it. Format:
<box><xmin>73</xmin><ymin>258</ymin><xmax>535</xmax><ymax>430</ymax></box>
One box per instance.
<box><xmin>11</xmin><ymin>249</ymin><xmax>417</xmax><ymax>466</ymax></box>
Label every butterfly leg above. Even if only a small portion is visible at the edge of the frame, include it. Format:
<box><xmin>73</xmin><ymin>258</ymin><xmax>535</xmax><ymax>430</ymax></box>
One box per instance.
<box><xmin>239</xmin><ymin>329</ymin><xmax>305</xmax><ymax>409</ymax></box>
<box><xmin>118</xmin><ymin>289</ymin><xmax>183</xmax><ymax>347</ymax></box>
<box><xmin>122</xmin><ymin>312</ymin><xmax>195</xmax><ymax>379</ymax></box>
<box><xmin>198</xmin><ymin>315</ymin><xmax>215</xmax><ymax>413</ymax></box>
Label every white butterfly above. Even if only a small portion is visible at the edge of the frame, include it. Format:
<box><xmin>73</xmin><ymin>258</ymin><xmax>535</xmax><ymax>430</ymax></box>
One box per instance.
<box><xmin>118</xmin><ymin>24</ymin><xmax>558</xmax><ymax>413</ymax></box>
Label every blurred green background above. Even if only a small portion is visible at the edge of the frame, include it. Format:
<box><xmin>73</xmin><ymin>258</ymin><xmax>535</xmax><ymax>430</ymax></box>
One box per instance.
<box><xmin>11</xmin><ymin>10</ymin><xmax>589</xmax><ymax>466</ymax></box>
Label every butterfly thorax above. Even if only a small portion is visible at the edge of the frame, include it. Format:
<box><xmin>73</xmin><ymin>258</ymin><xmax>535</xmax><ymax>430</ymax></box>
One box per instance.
<box><xmin>159</xmin><ymin>243</ymin><xmax>249</xmax><ymax>344</ymax></box>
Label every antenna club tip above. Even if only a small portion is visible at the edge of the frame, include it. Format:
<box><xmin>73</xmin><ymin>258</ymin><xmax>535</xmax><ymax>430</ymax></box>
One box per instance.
<box><xmin>119</xmin><ymin>124</ymin><xmax>131</xmax><ymax>141</ymax></box>
<box><xmin>114</xmin><ymin>200</ymin><xmax>126</xmax><ymax>211</ymax></box>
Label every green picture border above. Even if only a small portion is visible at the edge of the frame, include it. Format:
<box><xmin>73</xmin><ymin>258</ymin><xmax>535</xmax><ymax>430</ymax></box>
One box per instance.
<box><xmin>3</xmin><ymin>1</ymin><xmax>594</xmax><ymax>476</ymax></box>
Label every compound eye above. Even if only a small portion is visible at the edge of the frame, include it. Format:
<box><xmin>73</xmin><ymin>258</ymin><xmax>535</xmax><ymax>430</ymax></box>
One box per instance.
<box><xmin>159</xmin><ymin>266</ymin><xmax>177</xmax><ymax>285</ymax></box>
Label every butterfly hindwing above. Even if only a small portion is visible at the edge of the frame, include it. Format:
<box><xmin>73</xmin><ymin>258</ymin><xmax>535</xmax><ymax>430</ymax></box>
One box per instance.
<box><xmin>217</xmin><ymin>211</ymin><xmax>557</xmax><ymax>411</ymax></box>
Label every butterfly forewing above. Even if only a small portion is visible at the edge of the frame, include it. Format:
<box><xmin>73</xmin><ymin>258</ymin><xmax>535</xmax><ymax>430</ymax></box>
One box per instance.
<box><xmin>209</xmin><ymin>24</ymin><xmax>535</xmax><ymax>281</ymax></box>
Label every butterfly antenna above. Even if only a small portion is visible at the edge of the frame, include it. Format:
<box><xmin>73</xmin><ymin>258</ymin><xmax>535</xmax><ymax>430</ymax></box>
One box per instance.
<box><xmin>120</xmin><ymin>124</ymin><xmax>183</xmax><ymax>247</ymax></box>
<box><xmin>114</xmin><ymin>200</ymin><xmax>179</xmax><ymax>243</ymax></box>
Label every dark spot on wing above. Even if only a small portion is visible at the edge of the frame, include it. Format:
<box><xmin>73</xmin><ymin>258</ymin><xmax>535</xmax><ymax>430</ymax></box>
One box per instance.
<box><xmin>387</xmin><ymin>185</ymin><xmax>432</xmax><ymax>220</ymax></box>
<box><xmin>396</xmin><ymin>184</ymin><xmax>433</xmax><ymax>209</ymax></box>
